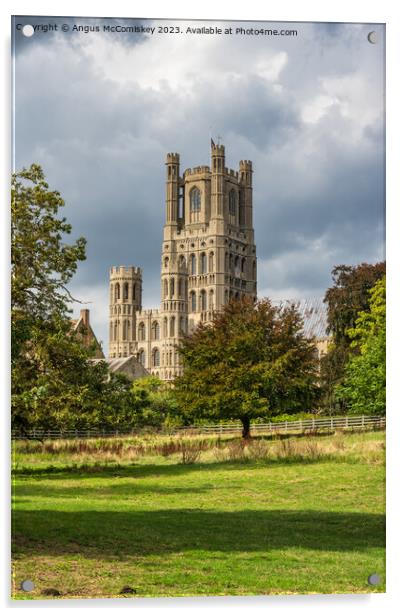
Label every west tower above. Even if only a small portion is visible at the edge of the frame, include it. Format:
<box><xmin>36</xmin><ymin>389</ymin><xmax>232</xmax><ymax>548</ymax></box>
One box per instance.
<box><xmin>108</xmin><ymin>141</ymin><xmax>257</xmax><ymax>380</ymax></box>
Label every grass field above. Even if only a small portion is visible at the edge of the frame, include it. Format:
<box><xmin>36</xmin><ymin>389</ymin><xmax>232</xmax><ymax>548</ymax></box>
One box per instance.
<box><xmin>11</xmin><ymin>430</ymin><xmax>386</xmax><ymax>599</ymax></box>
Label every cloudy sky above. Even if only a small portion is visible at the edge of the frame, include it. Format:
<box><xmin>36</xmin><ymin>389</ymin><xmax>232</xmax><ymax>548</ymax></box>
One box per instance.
<box><xmin>12</xmin><ymin>17</ymin><xmax>385</xmax><ymax>353</ymax></box>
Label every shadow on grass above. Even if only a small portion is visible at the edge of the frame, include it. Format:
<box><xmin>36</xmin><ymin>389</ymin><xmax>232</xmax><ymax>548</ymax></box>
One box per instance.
<box><xmin>12</xmin><ymin>508</ymin><xmax>385</xmax><ymax>559</ymax></box>
<box><xmin>12</xmin><ymin>454</ymin><xmax>356</xmax><ymax>482</ymax></box>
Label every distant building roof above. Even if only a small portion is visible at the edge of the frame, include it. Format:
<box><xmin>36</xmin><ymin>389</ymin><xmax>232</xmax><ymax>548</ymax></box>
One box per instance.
<box><xmin>272</xmin><ymin>297</ymin><xmax>329</xmax><ymax>339</ymax></box>
<box><xmin>91</xmin><ymin>355</ymin><xmax>149</xmax><ymax>381</ymax></box>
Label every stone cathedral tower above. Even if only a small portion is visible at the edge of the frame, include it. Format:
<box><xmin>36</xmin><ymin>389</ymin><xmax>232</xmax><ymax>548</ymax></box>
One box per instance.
<box><xmin>109</xmin><ymin>141</ymin><xmax>257</xmax><ymax>381</ymax></box>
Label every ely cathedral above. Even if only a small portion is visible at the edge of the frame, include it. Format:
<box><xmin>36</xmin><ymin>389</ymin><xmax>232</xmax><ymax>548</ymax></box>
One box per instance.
<box><xmin>108</xmin><ymin>141</ymin><xmax>257</xmax><ymax>381</ymax></box>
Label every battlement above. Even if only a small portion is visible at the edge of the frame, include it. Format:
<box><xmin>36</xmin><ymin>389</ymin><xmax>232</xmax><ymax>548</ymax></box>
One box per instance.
<box><xmin>211</xmin><ymin>143</ymin><xmax>225</xmax><ymax>157</ymax></box>
<box><xmin>224</xmin><ymin>167</ymin><xmax>239</xmax><ymax>179</ymax></box>
<box><xmin>110</xmin><ymin>266</ymin><xmax>142</xmax><ymax>278</ymax></box>
<box><xmin>136</xmin><ymin>308</ymin><xmax>161</xmax><ymax>317</ymax></box>
<box><xmin>183</xmin><ymin>165</ymin><xmax>211</xmax><ymax>177</ymax></box>
<box><xmin>239</xmin><ymin>160</ymin><xmax>253</xmax><ymax>170</ymax></box>
<box><xmin>166</xmin><ymin>152</ymin><xmax>180</xmax><ymax>164</ymax></box>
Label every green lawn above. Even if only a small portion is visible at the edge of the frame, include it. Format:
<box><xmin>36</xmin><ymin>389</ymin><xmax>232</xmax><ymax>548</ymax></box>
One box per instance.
<box><xmin>11</xmin><ymin>431</ymin><xmax>385</xmax><ymax>599</ymax></box>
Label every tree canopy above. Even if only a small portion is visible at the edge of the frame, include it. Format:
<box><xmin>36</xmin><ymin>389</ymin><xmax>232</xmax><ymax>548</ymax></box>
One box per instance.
<box><xmin>174</xmin><ymin>298</ymin><xmax>320</xmax><ymax>437</ymax></box>
<box><xmin>11</xmin><ymin>165</ymin><xmax>137</xmax><ymax>432</ymax></box>
<box><xmin>335</xmin><ymin>276</ymin><xmax>385</xmax><ymax>415</ymax></box>
<box><xmin>320</xmin><ymin>262</ymin><xmax>386</xmax><ymax>413</ymax></box>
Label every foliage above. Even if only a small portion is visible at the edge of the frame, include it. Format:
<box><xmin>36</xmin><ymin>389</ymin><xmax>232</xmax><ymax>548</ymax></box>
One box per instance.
<box><xmin>324</xmin><ymin>262</ymin><xmax>386</xmax><ymax>346</ymax></box>
<box><xmin>11</xmin><ymin>164</ymin><xmax>140</xmax><ymax>431</ymax></box>
<box><xmin>11</xmin><ymin>164</ymin><xmax>86</xmax><ymax>362</ymax></box>
<box><xmin>320</xmin><ymin>262</ymin><xmax>385</xmax><ymax>413</ymax></box>
<box><xmin>131</xmin><ymin>376</ymin><xmax>181</xmax><ymax>429</ymax></box>
<box><xmin>335</xmin><ymin>277</ymin><xmax>386</xmax><ymax>415</ymax></box>
<box><xmin>174</xmin><ymin>298</ymin><xmax>320</xmax><ymax>437</ymax></box>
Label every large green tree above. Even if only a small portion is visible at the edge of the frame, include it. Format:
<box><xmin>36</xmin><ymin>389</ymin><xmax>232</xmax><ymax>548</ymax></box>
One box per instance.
<box><xmin>11</xmin><ymin>164</ymin><xmax>138</xmax><ymax>432</ymax></box>
<box><xmin>320</xmin><ymin>262</ymin><xmax>386</xmax><ymax>413</ymax></box>
<box><xmin>174</xmin><ymin>298</ymin><xmax>320</xmax><ymax>438</ymax></box>
<box><xmin>335</xmin><ymin>276</ymin><xmax>385</xmax><ymax>415</ymax></box>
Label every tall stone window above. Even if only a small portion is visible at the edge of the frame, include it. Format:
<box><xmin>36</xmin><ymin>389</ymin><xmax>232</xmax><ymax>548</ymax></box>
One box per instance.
<box><xmin>133</xmin><ymin>283</ymin><xmax>136</xmax><ymax>300</ymax></box>
<box><xmin>170</xmin><ymin>277</ymin><xmax>175</xmax><ymax>298</ymax></box>
<box><xmin>200</xmin><ymin>252</ymin><xmax>207</xmax><ymax>274</ymax></box>
<box><xmin>190</xmin><ymin>291</ymin><xmax>196</xmax><ymax>312</ymax></box>
<box><xmin>152</xmin><ymin>348</ymin><xmax>160</xmax><ymax>367</ymax></box>
<box><xmin>170</xmin><ymin>316</ymin><xmax>176</xmax><ymax>337</ymax></box>
<box><xmin>239</xmin><ymin>189</ymin><xmax>245</xmax><ymax>226</ymax></box>
<box><xmin>179</xmin><ymin>255</ymin><xmax>186</xmax><ymax>270</ymax></box>
<box><xmin>123</xmin><ymin>282</ymin><xmax>129</xmax><ymax>300</ymax></box>
<box><xmin>190</xmin><ymin>254</ymin><xmax>196</xmax><ymax>275</ymax></box>
<box><xmin>190</xmin><ymin>187</ymin><xmax>201</xmax><ymax>222</ymax></box>
<box><xmin>151</xmin><ymin>321</ymin><xmax>160</xmax><ymax>340</ymax></box>
<box><xmin>163</xmin><ymin>317</ymin><xmax>168</xmax><ymax>337</ymax></box>
<box><xmin>229</xmin><ymin>189</ymin><xmax>237</xmax><ymax>224</ymax></box>
<box><xmin>123</xmin><ymin>320</ymin><xmax>127</xmax><ymax>340</ymax></box>
<box><xmin>138</xmin><ymin>322</ymin><xmax>145</xmax><ymax>341</ymax></box>
<box><xmin>209</xmin><ymin>289</ymin><xmax>214</xmax><ymax>309</ymax></box>
<box><xmin>110</xmin><ymin>284</ymin><xmax>114</xmax><ymax>302</ymax></box>
<box><xmin>115</xmin><ymin>282</ymin><xmax>120</xmax><ymax>300</ymax></box>
<box><xmin>200</xmin><ymin>289</ymin><xmax>207</xmax><ymax>311</ymax></box>
<box><xmin>138</xmin><ymin>349</ymin><xmax>145</xmax><ymax>365</ymax></box>
<box><xmin>209</xmin><ymin>252</ymin><xmax>214</xmax><ymax>273</ymax></box>
<box><xmin>114</xmin><ymin>321</ymin><xmax>118</xmax><ymax>340</ymax></box>
<box><xmin>164</xmin><ymin>279</ymin><xmax>168</xmax><ymax>298</ymax></box>
<box><xmin>234</xmin><ymin>256</ymin><xmax>241</xmax><ymax>277</ymax></box>
<box><xmin>110</xmin><ymin>321</ymin><xmax>114</xmax><ymax>341</ymax></box>
<box><xmin>179</xmin><ymin>316</ymin><xmax>186</xmax><ymax>335</ymax></box>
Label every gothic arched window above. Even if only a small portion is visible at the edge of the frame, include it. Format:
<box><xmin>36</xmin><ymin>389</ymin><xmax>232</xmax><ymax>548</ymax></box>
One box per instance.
<box><xmin>152</xmin><ymin>348</ymin><xmax>160</xmax><ymax>367</ymax></box>
<box><xmin>138</xmin><ymin>322</ymin><xmax>145</xmax><ymax>341</ymax></box>
<box><xmin>209</xmin><ymin>289</ymin><xmax>214</xmax><ymax>309</ymax></box>
<box><xmin>200</xmin><ymin>289</ymin><xmax>207</xmax><ymax>311</ymax></box>
<box><xmin>123</xmin><ymin>282</ymin><xmax>129</xmax><ymax>300</ymax></box>
<box><xmin>190</xmin><ymin>254</ymin><xmax>196</xmax><ymax>275</ymax></box>
<box><xmin>170</xmin><ymin>277</ymin><xmax>175</xmax><ymax>298</ymax></box>
<box><xmin>234</xmin><ymin>256</ymin><xmax>241</xmax><ymax>277</ymax></box>
<box><xmin>200</xmin><ymin>253</ymin><xmax>207</xmax><ymax>274</ymax></box>
<box><xmin>133</xmin><ymin>283</ymin><xmax>136</xmax><ymax>301</ymax></box>
<box><xmin>163</xmin><ymin>317</ymin><xmax>168</xmax><ymax>337</ymax></box>
<box><xmin>164</xmin><ymin>279</ymin><xmax>168</xmax><ymax>298</ymax></box>
<box><xmin>178</xmin><ymin>278</ymin><xmax>183</xmax><ymax>298</ymax></box>
<box><xmin>138</xmin><ymin>349</ymin><xmax>145</xmax><ymax>365</ymax></box>
<box><xmin>170</xmin><ymin>316</ymin><xmax>175</xmax><ymax>337</ymax></box>
<box><xmin>190</xmin><ymin>291</ymin><xmax>196</xmax><ymax>312</ymax></box>
<box><xmin>209</xmin><ymin>252</ymin><xmax>214</xmax><ymax>272</ymax></box>
<box><xmin>115</xmin><ymin>283</ymin><xmax>120</xmax><ymax>301</ymax></box>
<box><xmin>190</xmin><ymin>187</ymin><xmax>201</xmax><ymax>212</ymax></box>
<box><xmin>229</xmin><ymin>189</ymin><xmax>237</xmax><ymax>219</ymax></box>
<box><xmin>151</xmin><ymin>321</ymin><xmax>160</xmax><ymax>340</ymax></box>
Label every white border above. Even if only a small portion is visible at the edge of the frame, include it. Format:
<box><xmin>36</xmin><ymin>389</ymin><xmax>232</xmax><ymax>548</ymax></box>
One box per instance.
<box><xmin>2</xmin><ymin>1</ymin><xmax>401</xmax><ymax>614</ymax></box>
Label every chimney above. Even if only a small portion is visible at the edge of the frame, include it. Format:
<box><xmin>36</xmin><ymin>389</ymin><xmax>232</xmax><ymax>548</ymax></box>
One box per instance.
<box><xmin>80</xmin><ymin>309</ymin><xmax>90</xmax><ymax>327</ymax></box>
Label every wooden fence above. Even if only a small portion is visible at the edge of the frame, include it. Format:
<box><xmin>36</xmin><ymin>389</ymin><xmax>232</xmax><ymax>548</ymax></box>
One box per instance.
<box><xmin>11</xmin><ymin>415</ymin><xmax>385</xmax><ymax>440</ymax></box>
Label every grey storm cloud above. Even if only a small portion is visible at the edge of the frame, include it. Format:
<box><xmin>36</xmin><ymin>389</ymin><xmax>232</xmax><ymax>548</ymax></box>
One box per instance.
<box><xmin>12</xmin><ymin>17</ymin><xmax>385</xmax><ymax>351</ymax></box>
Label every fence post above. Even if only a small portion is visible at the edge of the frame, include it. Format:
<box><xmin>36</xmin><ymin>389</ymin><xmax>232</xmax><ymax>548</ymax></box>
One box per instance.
<box><xmin>312</xmin><ymin>418</ymin><xmax>315</xmax><ymax>430</ymax></box>
<box><xmin>362</xmin><ymin>415</ymin><xmax>365</xmax><ymax>428</ymax></box>
<box><xmin>345</xmin><ymin>417</ymin><xmax>348</xmax><ymax>429</ymax></box>
<box><xmin>331</xmin><ymin>417</ymin><xmax>334</xmax><ymax>430</ymax></box>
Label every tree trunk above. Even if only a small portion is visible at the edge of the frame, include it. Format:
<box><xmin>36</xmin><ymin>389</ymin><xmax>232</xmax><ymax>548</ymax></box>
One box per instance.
<box><xmin>241</xmin><ymin>415</ymin><xmax>251</xmax><ymax>439</ymax></box>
